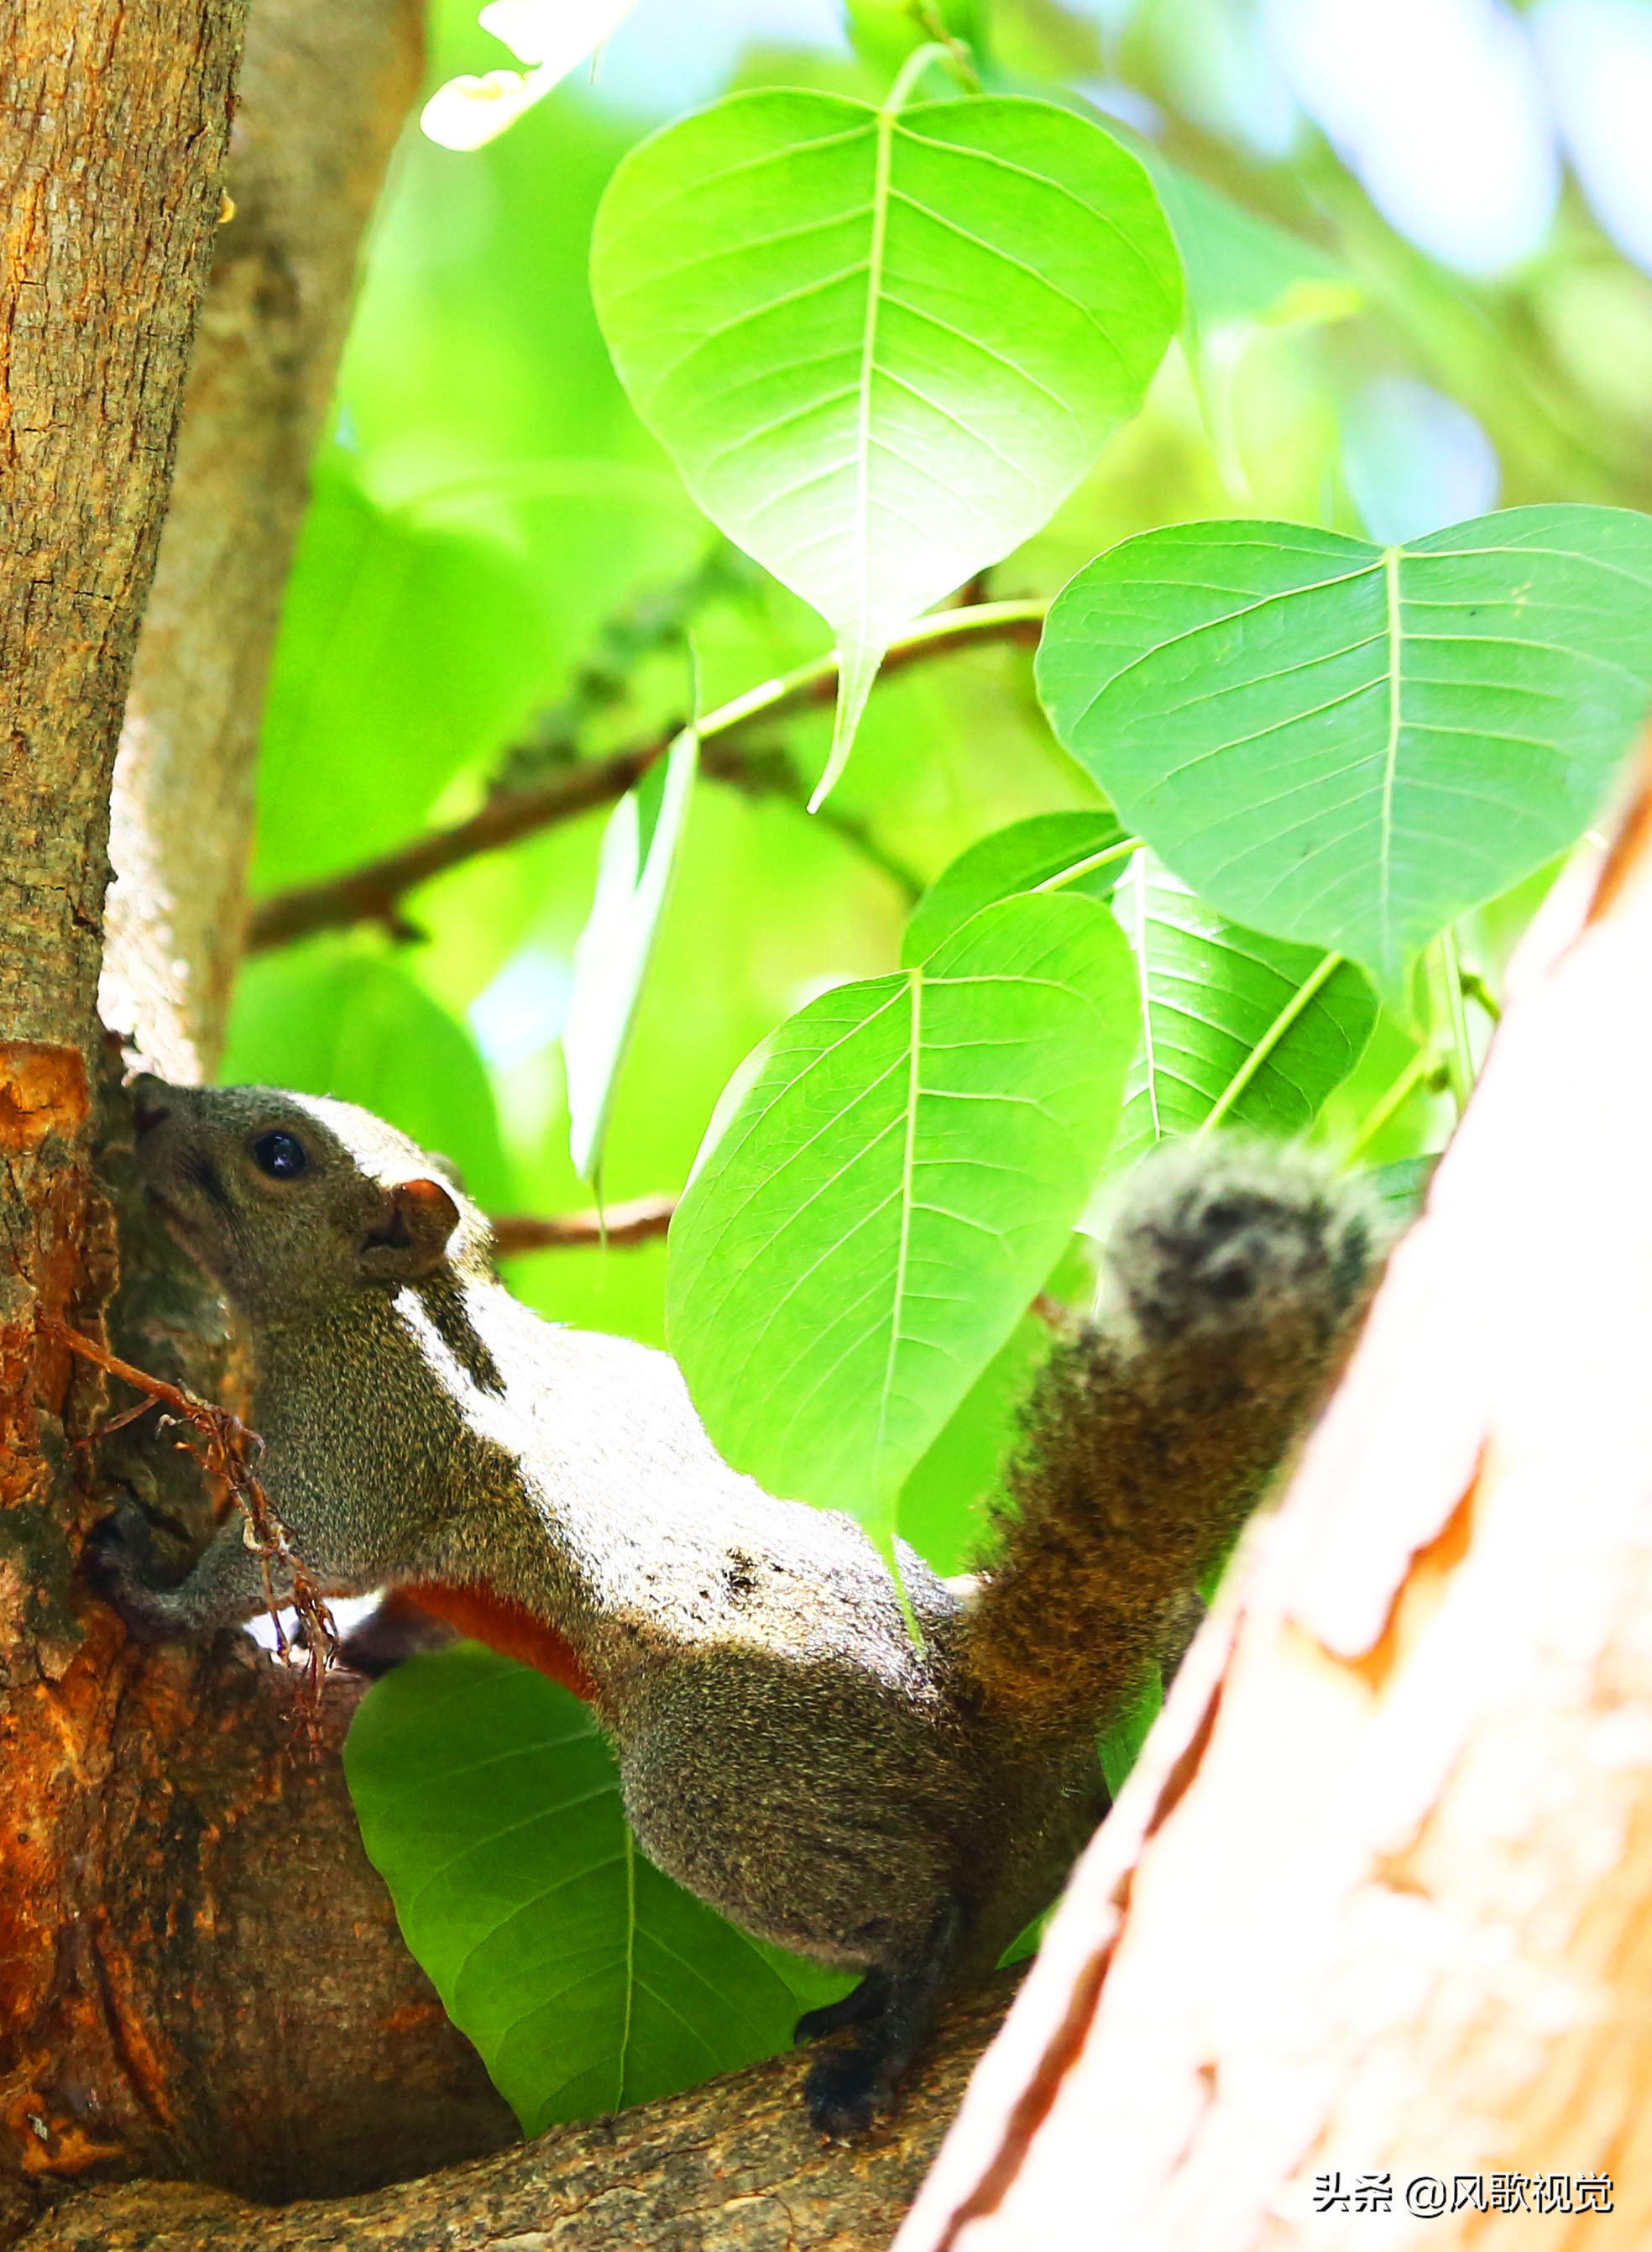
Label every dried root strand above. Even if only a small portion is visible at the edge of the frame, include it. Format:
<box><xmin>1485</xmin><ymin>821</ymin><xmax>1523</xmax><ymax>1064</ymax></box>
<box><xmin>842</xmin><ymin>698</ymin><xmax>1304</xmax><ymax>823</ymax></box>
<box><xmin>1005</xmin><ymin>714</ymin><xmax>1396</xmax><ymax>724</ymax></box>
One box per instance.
<box><xmin>50</xmin><ymin>1319</ymin><xmax>338</xmax><ymax>1722</ymax></box>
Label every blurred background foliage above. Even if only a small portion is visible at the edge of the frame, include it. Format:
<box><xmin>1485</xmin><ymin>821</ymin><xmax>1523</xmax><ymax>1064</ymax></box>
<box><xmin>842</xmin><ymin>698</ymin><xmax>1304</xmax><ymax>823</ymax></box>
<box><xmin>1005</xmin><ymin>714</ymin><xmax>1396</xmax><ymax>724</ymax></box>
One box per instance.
<box><xmin>231</xmin><ymin>0</ymin><xmax>1652</xmax><ymax>1574</ymax></box>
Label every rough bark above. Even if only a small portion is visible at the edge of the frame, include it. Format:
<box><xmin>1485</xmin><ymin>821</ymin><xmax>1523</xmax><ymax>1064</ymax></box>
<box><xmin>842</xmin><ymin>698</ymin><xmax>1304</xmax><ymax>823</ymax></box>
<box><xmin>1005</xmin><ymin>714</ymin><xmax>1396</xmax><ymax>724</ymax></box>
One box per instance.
<box><xmin>2</xmin><ymin>0</ymin><xmax>247</xmax><ymax>2211</ymax></box>
<box><xmin>19</xmin><ymin>1974</ymin><xmax>1016</xmax><ymax>2252</ymax></box>
<box><xmin>1</xmin><ymin>0</ymin><xmax>243</xmax><ymax>1050</ymax></box>
<box><xmin>98</xmin><ymin>0</ymin><xmax>426</xmax><ymax>1082</ymax></box>
<box><xmin>0</xmin><ymin>1</ymin><xmax>515</xmax><ymax>2236</ymax></box>
<box><xmin>896</xmin><ymin>746</ymin><xmax>1652</xmax><ymax>2249</ymax></box>
<box><xmin>3</xmin><ymin>1636</ymin><xmax>515</xmax><ymax>2236</ymax></box>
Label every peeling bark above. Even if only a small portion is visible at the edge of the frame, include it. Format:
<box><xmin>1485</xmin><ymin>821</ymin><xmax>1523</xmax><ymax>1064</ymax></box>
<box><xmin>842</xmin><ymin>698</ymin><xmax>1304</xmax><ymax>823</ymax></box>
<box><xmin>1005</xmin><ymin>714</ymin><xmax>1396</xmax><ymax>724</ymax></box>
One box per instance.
<box><xmin>897</xmin><ymin>748</ymin><xmax>1652</xmax><ymax>2251</ymax></box>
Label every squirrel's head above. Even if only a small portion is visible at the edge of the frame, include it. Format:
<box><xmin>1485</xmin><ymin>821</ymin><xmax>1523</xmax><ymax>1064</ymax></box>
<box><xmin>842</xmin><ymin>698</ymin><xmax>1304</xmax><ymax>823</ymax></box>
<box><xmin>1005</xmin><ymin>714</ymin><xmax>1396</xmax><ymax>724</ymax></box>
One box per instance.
<box><xmin>129</xmin><ymin>1076</ymin><xmax>493</xmax><ymax>1318</ymax></box>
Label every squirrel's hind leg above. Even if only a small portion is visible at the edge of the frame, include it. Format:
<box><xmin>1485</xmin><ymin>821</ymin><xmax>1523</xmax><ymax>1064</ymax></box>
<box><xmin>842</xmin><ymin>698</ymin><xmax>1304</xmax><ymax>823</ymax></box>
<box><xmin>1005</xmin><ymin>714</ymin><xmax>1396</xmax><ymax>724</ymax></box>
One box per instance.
<box><xmin>792</xmin><ymin>1967</ymin><xmax>891</xmax><ymax>2047</ymax></box>
<box><xmin>802</xmin><ymin>1895</ymin><xmax>967</xmax><ymax>2139</ymax></box>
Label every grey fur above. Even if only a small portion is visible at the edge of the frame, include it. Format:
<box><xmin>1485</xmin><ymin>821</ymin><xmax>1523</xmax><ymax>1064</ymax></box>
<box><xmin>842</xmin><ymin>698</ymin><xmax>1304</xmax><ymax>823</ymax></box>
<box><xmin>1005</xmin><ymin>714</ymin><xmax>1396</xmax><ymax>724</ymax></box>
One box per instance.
<box><xmin>97</xmin><ymin>1076</ymin><xmax>1378</xmax><ymax>2131</ymax></box>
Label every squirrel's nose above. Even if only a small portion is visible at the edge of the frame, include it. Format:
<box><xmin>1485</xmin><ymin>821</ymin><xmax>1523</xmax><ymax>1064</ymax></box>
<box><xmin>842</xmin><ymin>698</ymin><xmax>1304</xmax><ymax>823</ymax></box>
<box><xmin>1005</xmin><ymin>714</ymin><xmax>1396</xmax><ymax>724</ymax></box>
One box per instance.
<box><xmin>129</xmin><ymin>1075</ymin><xmax>173</xmax><ymax>1139</ymax></box>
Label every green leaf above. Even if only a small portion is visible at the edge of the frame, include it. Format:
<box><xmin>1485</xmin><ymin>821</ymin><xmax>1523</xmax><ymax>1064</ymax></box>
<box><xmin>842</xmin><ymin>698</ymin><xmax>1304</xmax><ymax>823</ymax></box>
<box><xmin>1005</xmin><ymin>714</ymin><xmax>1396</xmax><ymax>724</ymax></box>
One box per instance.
<box><xmin>905</xmin><ymin>815</ymin><xmax>1373</xmax><ymax>1160</ymax></box>
<box><xmin>1037</xmin><ymin>506</ymin><xmax>1652</xmax><ymax>996</ymax></box>
<box><xmin>1097</xmin><ymin>1667</ymin><xmax>1161</xmax><ymax>1799</ymax></box>
<box><xmin>1141</xmin><ymin>152</ymin><xmax>1360</xmax><ymax>333</ymax></box>
<box><xmin>255</xmin><ymin>458</ymin><xmax>551</xmax><ymax>893</ymax></box>
<box><xmin>1107</xmin><ymin>850</ymin><xmax>1377</xmax><ymax>1163</ymax></box>
<box><xmin>1362</xmin><ymin>1154</ymin><xmax>1437</xmax><ymax>1226</ymax></box>
<box><xmin>345</xmin><ymin>1644</ymin><xmax>843</xmax><ymax>2136</ymax></box>
<box><xmin>591</xmin><ymin>88</ymin><xmax>1182</xmax><ymax>800</ymax></box>
<box><xmin>563</xmin><ymin>725</ymin><xmax>699</xmax><ymax>1182</ymax></box>
<box><xmin>902</xmin><ymin>809</ymin><xmax>1131</xmax><ymax>963</ymax></box>
<box><xmin>666</xmin><ymin>891</ymin><xmax>1137</xmax><ymax>1537</ymax></box>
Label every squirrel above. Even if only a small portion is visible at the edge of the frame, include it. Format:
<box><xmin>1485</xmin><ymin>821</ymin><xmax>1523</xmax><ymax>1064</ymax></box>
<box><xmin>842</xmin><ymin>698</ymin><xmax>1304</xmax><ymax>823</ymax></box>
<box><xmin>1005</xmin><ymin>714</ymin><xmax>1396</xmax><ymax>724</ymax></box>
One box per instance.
<box><xmin>91</xmin><ymin>1074</ymin><xmax>1379</xmax><ymax>2136</ymax></box>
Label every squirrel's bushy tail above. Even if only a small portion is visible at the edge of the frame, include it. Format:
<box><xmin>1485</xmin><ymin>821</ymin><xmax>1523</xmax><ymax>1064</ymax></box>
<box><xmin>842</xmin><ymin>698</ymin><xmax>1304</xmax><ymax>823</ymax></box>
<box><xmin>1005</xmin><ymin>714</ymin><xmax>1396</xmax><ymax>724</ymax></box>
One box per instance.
<box><xmin>962</xmin><ymin>1143</ymin><xmax>1379</xmax><ymax>1754</ymax></box>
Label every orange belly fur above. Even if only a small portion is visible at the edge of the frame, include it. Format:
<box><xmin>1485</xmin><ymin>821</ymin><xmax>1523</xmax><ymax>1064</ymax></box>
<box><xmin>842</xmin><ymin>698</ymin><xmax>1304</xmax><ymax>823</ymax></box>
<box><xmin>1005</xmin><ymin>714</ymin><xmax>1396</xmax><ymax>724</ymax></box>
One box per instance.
<box><xmin>398</xmin><ymin>1580</ymin><xmax>598</xmax><ymax>1703</ymax></box>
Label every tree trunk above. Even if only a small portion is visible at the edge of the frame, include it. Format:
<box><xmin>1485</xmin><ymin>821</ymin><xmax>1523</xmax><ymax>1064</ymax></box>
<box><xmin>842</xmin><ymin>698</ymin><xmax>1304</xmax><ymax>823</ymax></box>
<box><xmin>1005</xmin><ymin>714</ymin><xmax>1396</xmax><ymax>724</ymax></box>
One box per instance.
<box><xmin>895</xmin><ymin>747</ymin><xmax>1652</xmax><ymax>2251</ymax></box>
<box><xmin>98</xmin><ymin>0</ymin><xmax>427</xmax><ymax>1082</ymax></box>
<box><xmin>0</xmin><ymin>1</ymin><xmax>521</xmax><ymax>2237</ymax></box>
<box><xmin>15</xmin><ymin>1977</ymin><xmax>1019</xmax><ymax>2252</ymax></box>
<box><xmin>2</xmin><ymin>0</ymin><xmax>249</xmax><ymax>2224</ymax></box>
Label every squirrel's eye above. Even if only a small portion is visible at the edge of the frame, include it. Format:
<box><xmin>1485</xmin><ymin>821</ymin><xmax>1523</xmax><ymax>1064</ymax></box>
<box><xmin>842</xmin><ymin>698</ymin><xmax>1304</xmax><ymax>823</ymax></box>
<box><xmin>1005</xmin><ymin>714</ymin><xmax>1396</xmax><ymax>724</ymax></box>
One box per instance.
<box><xmin>252</xmin><ymin>1130</ymin><xmax>308</xmax><ymax>1181</ymax></box>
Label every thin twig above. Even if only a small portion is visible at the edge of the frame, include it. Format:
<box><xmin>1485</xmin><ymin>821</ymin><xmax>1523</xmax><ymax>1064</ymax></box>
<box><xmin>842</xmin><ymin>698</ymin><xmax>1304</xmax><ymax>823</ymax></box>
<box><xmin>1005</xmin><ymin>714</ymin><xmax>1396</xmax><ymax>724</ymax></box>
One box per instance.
<box><xmin>491</xmin><ymin>1194</ymin><xmax>677</xmax><ymax>1255</ymax></box>
<box><xmin>52</xmin><ymin>1322</ymin><xmax>337</xmax><ymax>1719</ymax></box>
<box><xmin>247</xmin><ymin>600</ymin><xmax>1044</xmax><ymax>954</ymax></box>
<box><xmin>702</xmin><ymin>739</ymin><xmax>924</xmax><ymax>900</ymax></box>
<box><xmin>1344</xmin><ymin>1045</ymin><xmax>1442</xmax><ymax>1165</ymax></box>
<box><xmin>248</xmin><ymin>746</ymin><xmax>656</xmax><ymax>952</ymax></box>
<box><xmin>1431</xmin><ymin>929</ymin><xmax>1477</xmax><ymax>1115</ymax></box>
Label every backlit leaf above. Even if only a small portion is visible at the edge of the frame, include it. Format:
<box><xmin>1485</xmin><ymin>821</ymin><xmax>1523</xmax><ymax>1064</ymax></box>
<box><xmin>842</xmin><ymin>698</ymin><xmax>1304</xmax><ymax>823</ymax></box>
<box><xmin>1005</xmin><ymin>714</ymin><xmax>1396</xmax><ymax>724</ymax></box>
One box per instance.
<box><xmin>1038</xmin><ymin>505</ymin><xmax>1652</xmax><ymax>994</ymax></box>
<box><xmin>592</xmin><ymin>87</ymin><xmax>1181</xmax><ymax>799</ymax></box>
<box><xmin>667</xmin><ymin>891</ymin><xmax>1137</xmax><ymax>1538</ymax></box>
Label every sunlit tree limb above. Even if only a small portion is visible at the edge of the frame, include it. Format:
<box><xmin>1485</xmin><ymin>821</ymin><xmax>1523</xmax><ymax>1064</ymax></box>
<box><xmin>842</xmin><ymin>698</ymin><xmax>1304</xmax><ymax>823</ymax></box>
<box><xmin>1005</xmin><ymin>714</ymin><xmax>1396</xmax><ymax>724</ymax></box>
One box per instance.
<box><xmin>245</xmin><ymin>600</ymin><xmax>1045</xmax><ymax>953</ymax></box>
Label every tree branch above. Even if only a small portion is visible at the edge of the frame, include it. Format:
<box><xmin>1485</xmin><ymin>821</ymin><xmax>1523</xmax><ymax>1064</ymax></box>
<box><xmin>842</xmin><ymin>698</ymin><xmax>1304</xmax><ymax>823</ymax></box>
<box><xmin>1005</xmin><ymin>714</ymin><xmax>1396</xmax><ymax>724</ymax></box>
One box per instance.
<box><xmin>245</xmin><ymin>600</ymin><xmax>1045</xmax><ymax>953</ymax></box>
<box><xmin>98</xmin><ymin>0</ymin><xmax>424</xmax><ymax>1077</ymax></box>
<box><xmin>491</xmin><ymin>1195</ymin><xmax>677</xmax><ymax>1255</ymax></box>
<box><xmin>22</xmin><ymin>1974</ymin><xmax>1021</xmax><ymax>2252</ymax></box>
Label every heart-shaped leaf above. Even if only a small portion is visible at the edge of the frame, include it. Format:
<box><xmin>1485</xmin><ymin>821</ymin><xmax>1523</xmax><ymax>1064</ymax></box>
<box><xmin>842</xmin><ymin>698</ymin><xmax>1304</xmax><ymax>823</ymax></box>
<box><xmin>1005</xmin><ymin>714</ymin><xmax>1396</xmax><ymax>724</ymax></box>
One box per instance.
<box><xmin>592</xmin><ymin>88</ymin><xmax>1182</xmax><ymax>801</ymax></box>
<box><xmin>903</xmin><ymin>814</ymin><xmax>1375</xmax><ymax>1160</ymax></box>
<box><xmin>1106</xmin><ymin>850</ymin><xmax>1376</xmax><ymax>1163</ymax></box>
<box><xmin>1037</xmin><ymin>505</ymin><xmax>1652</xmax><ymax>995</ymax></box>
<box><xmin>345</xmin><ymin>1643</ymin><xmax>843</xmax><ymax>2135</ymax></box>
<box><xmin>902</xmin><ymin>808</ymin><xmax>1132</xmax><ymax>963</ymax></box>
<box><xmin>666</xmin><ymin>891</ymin><xmax>1137</xmax><ymax>1539</ymax></box>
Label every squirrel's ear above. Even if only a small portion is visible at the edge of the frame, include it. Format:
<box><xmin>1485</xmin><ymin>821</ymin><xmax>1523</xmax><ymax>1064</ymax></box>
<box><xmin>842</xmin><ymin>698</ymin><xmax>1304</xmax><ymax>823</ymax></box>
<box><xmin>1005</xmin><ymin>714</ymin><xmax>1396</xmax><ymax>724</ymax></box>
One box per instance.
<box><xmin>358</xmin><ymin>1176</ymin><xmax>461</xmax><ymax>1280</ymax></box>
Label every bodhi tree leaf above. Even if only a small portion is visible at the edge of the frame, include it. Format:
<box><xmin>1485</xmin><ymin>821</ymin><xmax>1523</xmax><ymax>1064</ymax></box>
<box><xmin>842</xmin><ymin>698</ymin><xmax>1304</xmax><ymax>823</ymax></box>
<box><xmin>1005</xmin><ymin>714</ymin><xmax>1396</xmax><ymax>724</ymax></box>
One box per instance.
<box><xmin>591</xmin><ymin>87</ymin><xmax>1182</xmax><ymax>803</ymax></box>
<box><xmin>1037</xmin><ymin>505</ymin><xmax>1652</xmax><ymax>996</ymax></box>
<box><xmin>1106</xmin><ymin>851</ymin><xmax>1377</xmax><ymax>1165</ymax></box>
<box><xmin>904</xmin><ymin>814</ymin><xmax>1375</xmax><ymax>1162</ymax></box>
<box><xmin>345</xmin><ymin>1643</ymin><xmax>844</xmax><ymax>2136</ymax></box>
<box><xmin>902</xmin><ymin>809</ymin><xmax>1132</xmax><ymax>963</ymax></box>
<box><xmin>563</xmin><ymin>725</ymin><xmax>698</xmax><ymax>1183</ymax></box>
<box><xmin>1141</xmin><ymin>151</ymin><xmax>1360</xmax><ymax>334</ymax></box>
<box><xmin>667</xmin><ymin>892</ymin><xmax>1137</xmax><ymax>1541</ymax></box>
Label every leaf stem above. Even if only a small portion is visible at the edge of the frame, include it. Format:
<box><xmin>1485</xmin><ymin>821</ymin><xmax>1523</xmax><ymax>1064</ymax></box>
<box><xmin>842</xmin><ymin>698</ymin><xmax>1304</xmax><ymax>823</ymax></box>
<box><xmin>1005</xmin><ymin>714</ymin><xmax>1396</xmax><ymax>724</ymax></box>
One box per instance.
<box><xmin>1197</xmin><ymin>951</ymin><xmax>1344</xmax><ymax>1137</ymax></box>
<box><xmin>1033</xmin><ymin>835</ymin><xmax>1144</xmax><ymax>893</ymax></box>
<box><xmin>883</xmin><ymin>40</ymin><xmax>954</xmax><ymax>113</ymax></box>
<box><xmin>1344</xmin><ymin>1044</ymin><xmax>1436</xmax><ymax>1164</ymax></box>
<box><xmin>1430</xmin><ymin>928</ymin><xmax>1477</xmax><ymax>1115</ymax></box>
